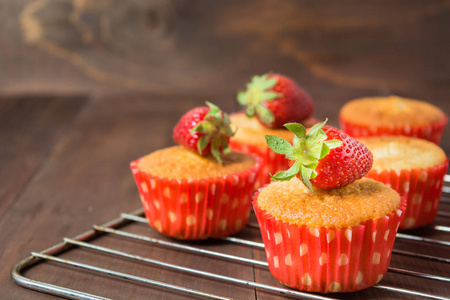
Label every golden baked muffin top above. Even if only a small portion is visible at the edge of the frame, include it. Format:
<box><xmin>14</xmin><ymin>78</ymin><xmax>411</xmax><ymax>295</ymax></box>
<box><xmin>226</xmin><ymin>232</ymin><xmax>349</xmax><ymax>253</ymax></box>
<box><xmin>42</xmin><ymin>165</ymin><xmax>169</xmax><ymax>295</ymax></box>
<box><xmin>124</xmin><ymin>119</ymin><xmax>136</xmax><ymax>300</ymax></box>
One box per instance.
<box><xmin>137</xmin><ymin>145</ymin><xmax>255</xmax><ymax>179</ymax></box>
<box><xmin>340</xmin><ymin>96</ymin><xmax>445</xmax><ymax>128</ymax></box>
<box><xmin>256</xmin><ymin>177</ymin><xmax>400</xmax><ymax>228</ymax></box>
<box><xmin>230</xmin><ymin>112</ymin><xmax>317</xmax><ymax>146</ymax></box>
<box><xmin>358</xmin><ymin>136</ymin><xmax>447</xmax><ymax>171</ymax></box>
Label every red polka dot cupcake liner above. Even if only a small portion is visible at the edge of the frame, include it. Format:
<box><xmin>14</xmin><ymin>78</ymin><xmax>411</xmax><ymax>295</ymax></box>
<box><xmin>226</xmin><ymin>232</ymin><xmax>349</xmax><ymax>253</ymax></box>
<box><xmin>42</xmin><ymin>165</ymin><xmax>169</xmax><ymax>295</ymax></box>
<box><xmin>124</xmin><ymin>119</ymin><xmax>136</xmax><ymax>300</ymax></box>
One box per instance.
<box><xmin>339</xmin><ymin>115</ymin><xmax>448</xmax><ymax>145</ymax></box>
<box><xmin>365</xmin><ymin>159</ymin><xmax>448</xmax><ymax>230</ymax></box>
<box><xmin>229</xmin><ymin>140</ymin><xmax>289</xmax><ymax>188</ymax></box>
<box><xmin>130</xmin><ymin>155</ymin><xmax>261</xmax><ymax>240</ymax></box>
<box><xmin>253</xmin><ymin>191</ymin><xmax>406</xmax><ymax>293</ymax></box>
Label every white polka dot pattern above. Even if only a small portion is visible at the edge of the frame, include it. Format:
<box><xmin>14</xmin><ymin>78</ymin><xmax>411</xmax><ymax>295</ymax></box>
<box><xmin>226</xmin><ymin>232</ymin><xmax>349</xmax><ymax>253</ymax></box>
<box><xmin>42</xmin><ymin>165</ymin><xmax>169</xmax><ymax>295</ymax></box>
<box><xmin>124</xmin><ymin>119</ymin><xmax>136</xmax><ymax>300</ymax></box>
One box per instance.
<box><xmin>327</xmin><ymin>230</ymin><xmax>335</xmax><ymax>243</ymax></box>
<box><xmin>195</xmin><ymin>191</ymin><xmax>204</xmax><ymax>203</ymax></box>
<box><xmin>302</xmin><ymin>273</ymin><xmax>312</xmax><ymax>286</ymax></box>
<box><xmin>154</xmin><ymin>220</ymin><xmax>162</xmax><ymax>231</ymax></box>
<box><xmin>373</xmin><ymin>252</ymin><xmax>381</xmax><ymax>264</ymax></box>
<box><xmin>153</xmin><ymin>201</ymin><xmax>160</xmax><ymax>210</ymax></box>
<box><xmin>163</xmin><ymin>187</ymin><xmax>170</xmax><ymax>198</ymax></box>
<box><xmin>273</xmin><ymin>256</ymin><xmax>279</xmax><ymax>268</ymax></box>
<box><xmin>328</xmin><ymin>282</ymin><xmax>341</xmax><ymax>293</ymax></box>
<box><xmin>319</xmin><ymin>253</ymin><xmax>327</xmax><ymax>266</ymax></box>
<box><xmin>310</xmin><ymin>228</ymin><xmax>320</xmax><ymax>237</ymax></box>
<box><xmin>186</xmin><ymin>215</ymin><xmax>196</xmax><ymax>226</ymax></box>
<box><xmin>412</xmin><ymin>193</ymin><xmax>421</xmax><ymax>205</ymax></box>
<box><xmin>356</xmin><ymin>272</ymin><xmax>363</xmax><ymax>285</ymax></box>
<box><xmin>221</xmin><ymin>194</ymin><xmax>229</xmax><ymax>204</ymax></box>
<box><xmin>169</xmin><ymin>211</ymin><xmax>177</xmax><ymax>223</ymax></box>
<box><xmin>219</xmin><ymin>219</ymin><xmax>227</xmax><ymax>231</ymax></box>
<box><xmin>180</xmin><ymin>192</ymin><xmax>188</xmax><ymax>203</ymax></box>
<box><xmin>285</xmin><ymin>254</ymin><xmax>292</xmax><ymax>266</ymax></box>
<box><xmin>300</xmin><ymin>243</ymin><xmax>308</xmax><ymax>256</ymax></box>
<box><xmin>231</xmin><ymin>198</ymin><xmax>239</xmax><ymax>209</ymax></box>
<box><xmin>377</xmin><ymin>274</ymin><xmax>384</xmax><ymax>283</ymax></box>
<box><xmin>345</xmin><ymin>229</ymin><xmax>352</xmax><ymax>242</ymax></box>
<box><xmin>150</xmin><ymin>179</ymin><xmax>156</xmax><ymax>189</ymax></box>
<box><xmin>274</xmin><ymin>232</ymin><xmax>282</xmax><ymax>245</ymax></box>
<box><xmin>206</xmin><ymin>209</ymin><xmax>214</xmax><ymax>220</ymax></box>
<box><xmin>338</xmin><ymin>254</ymin><xmax>349</xmax><ymax>266</ymax></box>
<box><xmin>140</xmin><ymin>182</ymin><xmax>149</xmax><ymax>193</ymax></box>
<box><xmin>403</xmin><ymin>218</ymin><xmax>416</xmax><ymax>228</ymax></box>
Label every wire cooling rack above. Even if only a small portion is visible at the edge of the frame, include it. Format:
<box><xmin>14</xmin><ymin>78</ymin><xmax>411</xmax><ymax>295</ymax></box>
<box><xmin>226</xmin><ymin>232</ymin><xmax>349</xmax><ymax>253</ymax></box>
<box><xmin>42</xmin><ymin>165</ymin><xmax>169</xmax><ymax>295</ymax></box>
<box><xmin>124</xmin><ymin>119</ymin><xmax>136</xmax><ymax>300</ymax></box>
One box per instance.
<box><xmin>11</xmin><ymin>176</ymin><xmax>450</xmax><ymax>300</ymax></box>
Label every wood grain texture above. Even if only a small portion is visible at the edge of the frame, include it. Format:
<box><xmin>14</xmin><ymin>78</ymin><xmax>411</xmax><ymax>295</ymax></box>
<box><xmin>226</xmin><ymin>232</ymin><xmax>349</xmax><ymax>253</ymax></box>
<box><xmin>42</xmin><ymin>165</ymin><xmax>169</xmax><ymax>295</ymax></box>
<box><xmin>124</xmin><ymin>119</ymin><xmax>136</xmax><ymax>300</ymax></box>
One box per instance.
<box><xmin>0</xmin><ymin>96</ymin><xmax>88</xmax><ymax>217</ymax></box>
<box><xmin>1</xmin><ymin>1</ymin><xmax>450</xmax><ymax>100</ymax></box>
<box><xmin>1</xmin><ymin>95</ymin><xmax>449</xmax><ymax>299</ymax></box>
<box><xmin>1</xmin><ymin>0</ymin><xmax>450</xmax><ymax>298</ymax></box>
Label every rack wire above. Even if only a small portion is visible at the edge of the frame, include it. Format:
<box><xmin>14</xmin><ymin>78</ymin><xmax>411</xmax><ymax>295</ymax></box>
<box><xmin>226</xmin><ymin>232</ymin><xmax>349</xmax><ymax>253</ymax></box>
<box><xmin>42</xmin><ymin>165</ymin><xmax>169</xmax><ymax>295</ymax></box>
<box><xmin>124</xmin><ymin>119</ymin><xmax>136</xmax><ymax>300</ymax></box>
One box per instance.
<box><xmin>11</xmin><ymin>176</ymin><xmax>450</xmax><ymax>300</ymax></box>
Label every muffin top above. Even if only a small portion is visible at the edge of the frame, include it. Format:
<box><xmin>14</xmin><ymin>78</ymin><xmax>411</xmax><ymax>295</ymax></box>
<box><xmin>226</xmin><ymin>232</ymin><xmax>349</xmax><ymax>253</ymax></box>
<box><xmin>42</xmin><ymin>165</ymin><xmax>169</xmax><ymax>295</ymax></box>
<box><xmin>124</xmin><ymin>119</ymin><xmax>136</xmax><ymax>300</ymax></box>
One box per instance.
<box><xmin>358</xmin><ymin>136</ymin><xmax>447</xmax><ymax>171</ymax></box>
<box><xmin>256</xmin><ymin>177</ymin><xmax>400</xmax><ymax>228</ymax></box>
<box><xmin>137</xmin><ymin>145</ymin><xmax>256</xmax><ymax>180</ymax></box>
<box><xmin>230</xmin><ymin>112</ymin><xmax>318</xmax><ymax>146</ymax></box>
<box><xmin>339</xmin><ymin>96</ymin><xmax>445</xmax><ymax>128</ymax></box>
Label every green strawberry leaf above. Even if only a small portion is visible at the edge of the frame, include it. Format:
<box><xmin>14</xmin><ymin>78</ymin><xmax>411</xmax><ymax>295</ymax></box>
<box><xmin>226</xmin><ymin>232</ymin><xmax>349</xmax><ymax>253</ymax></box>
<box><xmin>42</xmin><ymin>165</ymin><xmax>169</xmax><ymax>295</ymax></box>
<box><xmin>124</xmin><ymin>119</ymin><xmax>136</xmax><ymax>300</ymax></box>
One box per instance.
<box><xmin>300</xmin><ymin>167</ymin><xmax>316</xmax><ymax>194</ymax></box>
<box><xmin>284</xmin><ymin>123</ymin><xmax>306</xmax><ymax>139</ymax></box>
<box><xmin>256</xmin><ymin>104</ymin><xmax>274</xmax><ymax>125</ymax></box>
<box><xmin>264</xmin><ymin>119</ymin><xmax>343</xmax><ymax>193</ymax></box>
<box><xmin>271</xmin><ymin>161</ymin><xmax>301</xmax><ymax>181</ymax></box>
<box><xmin>198</xmin><ymin>133</ymin><xmax>212</xmax><ymax>153</ymax></box>
<box><xmin>324</xmin><ymin>140</ymin><xmax>343</xmax><ymax>150</ymax></box>
<box><xmin>237</xmin><ymin>92</ymin><xmax>247</xmax><ymax>106</ymax></box>
<box><xmin>260</xmin><ymin>77</ymin><xmax>278</xmax><ymax>90</ymax></box>
<box><xmin>237</xmin><ymin>73</ymin><xmax>279</xmax><ymax>126</ymax></box>
<box><xmin>190</xmin><ymin>102</ymin><xmax>236</xmax><ymax>164</ymax></box>
<box><xmin>192</xmin><ymin>122</ymin><xmax>214</xmax><ymax>133</ymax></box>
<box><xmin>261</xmin><ymin>91</ymin><xmax>282</xmax><ymax>101</ymax></box>
<box><xmin>320</xmin><ymin>143</ymin><xmax>330</xmax><ymax>159</ymax></box>
<box><xmin>265</xmin><ymin>135</ymin><xmax>294</xmax><ymax>155</ymax></box>
<box><xmin>211</xmin><ymin>136</ymin><xmax>222</xmax><ymax>164</ymax></box>
<box><xmin>306</xmin><ymin>120</ymin><xmax>327</xmax><ymax>139</ymax></box>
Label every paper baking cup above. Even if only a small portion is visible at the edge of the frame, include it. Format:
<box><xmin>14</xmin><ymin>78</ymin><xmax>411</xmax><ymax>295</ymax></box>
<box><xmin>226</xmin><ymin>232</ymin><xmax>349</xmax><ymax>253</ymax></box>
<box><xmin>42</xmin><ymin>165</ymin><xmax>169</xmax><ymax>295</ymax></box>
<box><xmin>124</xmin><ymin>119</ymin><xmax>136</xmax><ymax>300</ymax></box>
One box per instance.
<box><xmin>365</xmin><ymin>159</ymin><xmax>448</xmax><ymax>230</ymax></box>
<box><xmin>229</xmin><ymin>140</ymin><xmax>289</xmax><ymax>188</ymax></box>
<box><xmin>130</xmin><ymin>155</ymin><xmax>261</xmax><ymax>240</ymax></box>
<box><xmin>339</xmin><ymin>115</ymin><xmax>448</xmax><ymax>145</ymax></box>
<box><xmin>253</xmin><ymin>191</ymin><xmax>405</xmax><ymax>293</ymax></box>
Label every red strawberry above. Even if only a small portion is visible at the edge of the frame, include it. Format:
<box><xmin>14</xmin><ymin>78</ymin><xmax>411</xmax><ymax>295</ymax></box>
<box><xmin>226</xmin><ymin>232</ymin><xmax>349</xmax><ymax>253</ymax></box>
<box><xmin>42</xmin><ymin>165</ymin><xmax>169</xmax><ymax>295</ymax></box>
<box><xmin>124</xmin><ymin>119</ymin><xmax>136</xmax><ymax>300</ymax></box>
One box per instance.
<box><xmin>173</xmin><ymin>102</ymin><xmax>235</xmax><ymax>163</ymax></box>
<box><xmin>237</xmin><ymin>73</ymin><xmax>314</xmax><ymax>129</ymax></box>
<box><xmin>265</xmin><ymin>120</ymin><xmax>373</xmax><ymax>192</ymax></box>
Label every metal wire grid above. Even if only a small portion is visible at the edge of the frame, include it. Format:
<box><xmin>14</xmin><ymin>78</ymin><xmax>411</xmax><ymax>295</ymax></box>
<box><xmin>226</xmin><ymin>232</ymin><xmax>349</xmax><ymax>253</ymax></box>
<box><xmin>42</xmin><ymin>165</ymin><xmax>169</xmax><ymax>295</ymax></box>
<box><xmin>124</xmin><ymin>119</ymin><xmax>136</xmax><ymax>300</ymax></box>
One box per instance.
<box><xmin>11</xmin><ymin>176</ymin><xmax>450</xmax><ymax>300</ymax></box>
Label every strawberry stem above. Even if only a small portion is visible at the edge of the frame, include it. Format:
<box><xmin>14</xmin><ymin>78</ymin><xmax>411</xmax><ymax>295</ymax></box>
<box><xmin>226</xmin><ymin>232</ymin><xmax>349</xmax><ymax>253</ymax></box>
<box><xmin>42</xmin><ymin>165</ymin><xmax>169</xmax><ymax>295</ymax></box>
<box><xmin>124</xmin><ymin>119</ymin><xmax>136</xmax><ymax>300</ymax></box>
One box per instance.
<box><xmin>237</xmin><ymin>74</ymin><xmax>281</xmax><ymax>126</ymax></box>
<box><xmin>265</xmin><ymin>119</ymin><xmax>342</xmax><ymax>193</ymax></box>
<box><xmin>191</xmin><ymin>101</ymin><xmax>235</xmax><ymax>164</ymax></box>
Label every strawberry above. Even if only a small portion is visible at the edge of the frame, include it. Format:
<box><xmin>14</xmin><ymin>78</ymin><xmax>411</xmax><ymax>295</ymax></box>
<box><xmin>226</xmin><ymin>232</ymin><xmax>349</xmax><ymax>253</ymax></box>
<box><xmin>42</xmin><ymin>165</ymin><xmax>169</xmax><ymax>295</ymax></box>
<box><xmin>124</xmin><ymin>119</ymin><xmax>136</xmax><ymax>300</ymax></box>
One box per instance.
<box><xmin>237</xmin><ymin>73</ymin><xmax>314</xmax><ymax>129</ymax></box>
<box><xmin>265</xmin><ymin>120</ymin><xmax>373</xmax><ymax>192</ymax></box>
<box><xmin>173</xmin><ymin>102</ymin><xmax>235</xmax><ymax>163</ymax></box>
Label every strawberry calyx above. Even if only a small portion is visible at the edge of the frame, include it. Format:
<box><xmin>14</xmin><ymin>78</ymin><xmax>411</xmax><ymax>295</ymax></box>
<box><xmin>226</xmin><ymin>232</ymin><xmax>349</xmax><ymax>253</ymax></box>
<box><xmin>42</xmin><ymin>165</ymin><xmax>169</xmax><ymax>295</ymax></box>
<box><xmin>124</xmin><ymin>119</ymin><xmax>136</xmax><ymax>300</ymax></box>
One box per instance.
<box><xmin>265</xmin><ymin>120</ymin><xmax>342</xmax><ymax>193</ymax></box>
<box><xmin>191</xmin><ymin>101</ymin><xmax>235</xmax><ymax>163</ymax></box>
<box><xmin>237</xmin><ymin>73</ymin><xmax>281</xmax><ymax>126</ymax></box>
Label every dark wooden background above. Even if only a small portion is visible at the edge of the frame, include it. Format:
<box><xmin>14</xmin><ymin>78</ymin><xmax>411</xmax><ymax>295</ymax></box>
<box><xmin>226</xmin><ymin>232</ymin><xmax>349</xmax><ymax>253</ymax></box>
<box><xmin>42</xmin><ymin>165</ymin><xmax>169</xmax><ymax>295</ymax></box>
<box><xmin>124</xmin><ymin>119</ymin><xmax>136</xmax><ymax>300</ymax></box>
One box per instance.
<box><xmin>1</xmin><ymin>0</ymin><xmax>449</xmax><ymax>299</ymax></box>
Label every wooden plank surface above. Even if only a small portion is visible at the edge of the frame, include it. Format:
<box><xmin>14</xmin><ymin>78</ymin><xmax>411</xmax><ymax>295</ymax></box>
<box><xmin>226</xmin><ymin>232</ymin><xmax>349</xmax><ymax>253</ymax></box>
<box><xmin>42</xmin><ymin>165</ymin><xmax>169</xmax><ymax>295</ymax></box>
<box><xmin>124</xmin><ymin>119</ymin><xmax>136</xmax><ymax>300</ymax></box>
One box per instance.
<box><xmin>1</xmin><ymin>0</ymin><xmax>450</xmax><ymax>299</ymax></box>
<box><xmin>0</xmin><ymin>95</ymin><xmax>88</xmax><ymax>218</ymax></box>
<box><xmin>1</xmin><ymin>94</ymin><xmax>449</xmax><ymax>299</ymax></box>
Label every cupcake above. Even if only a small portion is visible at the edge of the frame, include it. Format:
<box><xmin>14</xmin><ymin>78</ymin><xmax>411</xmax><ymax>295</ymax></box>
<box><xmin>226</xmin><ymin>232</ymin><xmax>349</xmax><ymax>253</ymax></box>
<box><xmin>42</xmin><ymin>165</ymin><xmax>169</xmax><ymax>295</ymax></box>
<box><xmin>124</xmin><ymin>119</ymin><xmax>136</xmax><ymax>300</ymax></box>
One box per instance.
<box><xmin>253</xmin><ymin>177</ymin><xmax>404</xmax><ymax>293</ymax></box>
<box><xmin>358</xmin><ymin>136</ymin><xmax>449</xmax><ymax>230</ymax></box>
<box><xmin>229</xmin><ymin>112</ymin><xmax>318</xmax><ymax>187</ymax></box>
<box><xmin>339</xmin><ymin>96</ymin><xmax>447</xmax><ymax>144</ymax></box>
<box><xmin>130</xmin><ymin>102</ymin><xmax>261</xmax><ymax>239</ymax></box>
<box><xmin>231</xmin><ymin>73</ymin><xmax>317</xmax><ymax>186</ymax></box>
<box><xmin>254</xmin><ymin>121</ymin><xmax>404</xmax><ymax>293</ymax></box>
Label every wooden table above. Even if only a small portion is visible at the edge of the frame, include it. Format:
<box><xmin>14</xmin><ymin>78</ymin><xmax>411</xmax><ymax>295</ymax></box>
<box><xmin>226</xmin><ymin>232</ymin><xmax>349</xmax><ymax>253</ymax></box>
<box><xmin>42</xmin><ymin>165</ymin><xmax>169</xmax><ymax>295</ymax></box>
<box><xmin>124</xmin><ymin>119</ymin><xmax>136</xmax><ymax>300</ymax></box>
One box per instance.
<box><xmin>1</xmin><ymin>1</ymin><xmax>450</xmax><ymax>299</ymax></box>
